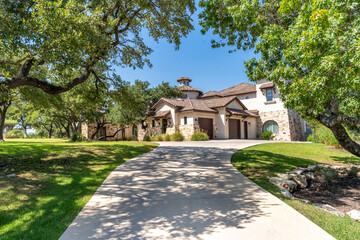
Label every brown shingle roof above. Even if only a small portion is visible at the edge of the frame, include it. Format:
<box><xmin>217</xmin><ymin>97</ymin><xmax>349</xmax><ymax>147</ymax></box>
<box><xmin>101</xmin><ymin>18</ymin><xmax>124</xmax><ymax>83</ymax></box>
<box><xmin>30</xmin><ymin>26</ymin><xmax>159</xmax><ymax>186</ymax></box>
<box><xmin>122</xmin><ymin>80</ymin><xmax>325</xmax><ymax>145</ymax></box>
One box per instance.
<box><xmin>201</xmin><ymin>91</ymin><xmax>222</xmax><ymax>98</ymax></box>
<box><xmin>259</xmin><ymin>82</ymin><xmax>275</xmax><ymax>89</ymax></box>
<box><xmin>153</xmin><ymin>110</ymin><xmax>171</xmax><ymax>118</ymax></box>
<box><xmin>203</xmin><ymin>96</ymin><xmax>248</xmax><ymax>110</ymax></box>
<box><xmin>201</xmin><ymin>83</ymin><xmax>256</xmax><ymax>98</ymax></box>
<box><xmin>179</xmin><ymin>98</ymin><xmax>217</xmax><ymax>113</ymax></box>
<box><xmin>226</xmin><ymin>108</ymin><xmax>259</xmax><ymax>117</ymax></box>
<box><xmin>177</xmin><ymin>85</ymin><xmax>203</xmax><ymax>93</ymax></box>
<box><xmin>177</xmin><ymin>76</ymin><xmax>192</xmax><ymax>82</ymax></box>
<box><xmin>151</xmin><ymin>98</ymin><xmax>185</xmax><ymax>110</ymax></box>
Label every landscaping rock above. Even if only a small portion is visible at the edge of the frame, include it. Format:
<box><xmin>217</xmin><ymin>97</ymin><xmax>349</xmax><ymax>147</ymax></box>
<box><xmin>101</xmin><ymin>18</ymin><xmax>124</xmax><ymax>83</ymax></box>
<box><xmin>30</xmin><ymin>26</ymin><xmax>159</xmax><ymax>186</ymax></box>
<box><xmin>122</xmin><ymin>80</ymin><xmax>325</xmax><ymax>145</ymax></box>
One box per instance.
<box><xmin>307</xmin><ymin>164</ymin><xmax>320</xmax><ymax>171</ymax></box>
<box><xmin>6</xmin><ymin>173</ymin><xmax>16</xmax><ymax>177</ymax></box>
<box><xmin>278</xmin><ymin>186</ymin><xmax>294</xmax><ymax>199</ymax></box>
<box><xmin>280</xmin><ymin>180</ymin><xmax>297</xmax><ymax>192</ymax></box>
<box><xmin>290</xmin><ymin>174</ymin><xmax>308</xmax><ymax>188</ymax></box>
<box><xmin>0</xmin><ymin>160</ymin><xmax>5</xmax><ymax>167</ymax></box>
<box><xmin>289</xmin><ymin>169</ymin><xmax>305</xmax><ymax>175</ymax></box>
<box><xmin>346</xmin><ymin>210</ymin><xmax>360</xmax><ymax>221</ymax></box>
<box><xmin>304</xmin><ymin>172</ymin><xmax>314</xmax><ymax>181</ymax></box>
<box><xmin>277</xmin><ymin>173</ymin><xmax>292</xmax><ymax>180</ymax></box>
<box><xmin>270</xmin><ymin>177</ymin><xmax>284</xmax><ymax>186</ymax></box>
<box><xmin>314</xmin><ymin>203</ymin><xmax>345</xmax><ymax>217</ymax></box>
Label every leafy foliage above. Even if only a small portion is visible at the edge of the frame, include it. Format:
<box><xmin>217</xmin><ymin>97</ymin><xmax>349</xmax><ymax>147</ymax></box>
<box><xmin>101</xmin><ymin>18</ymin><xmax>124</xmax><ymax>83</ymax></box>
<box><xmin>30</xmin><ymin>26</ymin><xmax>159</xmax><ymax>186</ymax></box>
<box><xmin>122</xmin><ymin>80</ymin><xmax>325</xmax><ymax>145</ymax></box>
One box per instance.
<box><xmin>170</xmin><ymin>132</ymin><xmax>184</xmax><ymax>141</ymax></box>
<box><xmin>199</xmin><ymin>0</ymin><xmax>360</xmax><ymax>156</ymax></box>
<box><xmin>191</xmin><ymin>132</ymin><xmax>209</xmax><ymax>141</ymax></box>
<box><xmin>262</xmin><ymin>131</ymin><xmax>275</xmax><ymax>140</ymax></box>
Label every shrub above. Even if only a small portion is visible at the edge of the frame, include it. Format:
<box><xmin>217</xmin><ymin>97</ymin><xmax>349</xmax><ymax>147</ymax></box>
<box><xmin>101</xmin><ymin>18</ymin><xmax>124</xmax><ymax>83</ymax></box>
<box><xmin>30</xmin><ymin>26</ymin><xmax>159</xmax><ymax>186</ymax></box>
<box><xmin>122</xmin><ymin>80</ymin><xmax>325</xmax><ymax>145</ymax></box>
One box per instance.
<box><xmin>164</xmin><ymin>134</ymin><xmax>171</xmax><ymax>141</ymax></box>
<box><xmin>307</xmin><ymin>134</ymin><xmax>312</xmax><ymax>142</ymax></box>
<box><xmin>170</xmin><ymin>132</ymin><xmax>184</xmax><ymax>141</ymax></box>
<box><xmin>151</xmin><ymin>135</ymin><xmax>164</xmax><ymax>141</ymax></box>
<box><xmin>71</xmin><ymin>133</ymin><xmax>86</xmax><ymax>142</ymax></box>
<box><xmin>143</xmin><ymin>135</ymin><xmax>151</xmax><ymax>141</ymax></box>
<box><xmin>312</xmin><ymin>125</ymin><xmax>341</xmax><ymax>148</ymax></box>
<box><xmin>319</xmin><ymin>167</ymin><xmax>338</xmax><ymax>185</ymax></box>
<box><xmin>262</xmin><ymin>131</ymin><xmax>274</xmax><ymax>140</ymax></box>
<box><xmin>6</xmin><ymin>129</ymin><xmax>25</xmax><ymax>138</ymax></box>
<box><xmin>191</xmin><ymin>132</ymin><xmax>209</xmax><ymax>141</ymax></box>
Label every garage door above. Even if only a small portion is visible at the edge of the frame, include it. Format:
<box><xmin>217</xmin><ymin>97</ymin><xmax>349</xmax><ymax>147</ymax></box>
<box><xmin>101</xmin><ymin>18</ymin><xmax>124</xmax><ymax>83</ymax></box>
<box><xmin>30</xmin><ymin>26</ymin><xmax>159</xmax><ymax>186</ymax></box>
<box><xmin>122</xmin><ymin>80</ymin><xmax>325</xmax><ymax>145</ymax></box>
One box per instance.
<box><xmin>229</xmin><ymin>119</ymin><xmax>240</xmax><ymax>139</ymax></box>
<box><xmin>198</xmin><ymin>118</ymin><xmax>213</xmax><ymax>139</ymax></box>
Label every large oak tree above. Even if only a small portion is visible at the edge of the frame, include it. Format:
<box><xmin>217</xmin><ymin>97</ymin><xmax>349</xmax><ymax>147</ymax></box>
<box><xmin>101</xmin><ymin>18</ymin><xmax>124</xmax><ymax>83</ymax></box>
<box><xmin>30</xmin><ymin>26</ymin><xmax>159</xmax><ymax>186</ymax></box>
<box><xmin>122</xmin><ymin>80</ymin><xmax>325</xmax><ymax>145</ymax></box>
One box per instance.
<box><xmin>0</xmin><ymin>0</ymin><xmax>195</xmax><ymax>140</ymax></box>
<box><xmin>199</xmin><ymin>0</ymin><xmax>360</xmax><ymax>157</ymax></box>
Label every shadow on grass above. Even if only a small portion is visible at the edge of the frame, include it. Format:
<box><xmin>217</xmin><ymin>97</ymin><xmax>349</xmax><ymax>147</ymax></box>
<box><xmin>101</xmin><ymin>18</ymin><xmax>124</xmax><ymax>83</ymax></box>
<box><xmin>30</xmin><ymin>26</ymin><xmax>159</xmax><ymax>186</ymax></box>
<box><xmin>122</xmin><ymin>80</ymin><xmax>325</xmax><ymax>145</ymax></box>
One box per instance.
<box><xmin>0</xmin><ymin>141</ymin><xmax>156</xmax><ymax>240</ymax></box>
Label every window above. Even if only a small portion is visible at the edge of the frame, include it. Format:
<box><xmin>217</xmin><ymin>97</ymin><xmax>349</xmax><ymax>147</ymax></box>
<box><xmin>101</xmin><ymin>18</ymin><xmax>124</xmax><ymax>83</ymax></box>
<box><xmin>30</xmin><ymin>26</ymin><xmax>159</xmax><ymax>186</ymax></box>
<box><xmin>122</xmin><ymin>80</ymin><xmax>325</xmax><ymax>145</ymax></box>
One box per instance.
<box><xmin>266</xmin><ymin>89</ymin><xmax>273</xmax><ymax>102</ymax></box>
<box><xmin>245</xmin><ymin>96</ymin><xmax>249</xmax><ymax>99</ymax></box>
<box><xmin>263</xmin><ymin>120</ymin><xmax>279</xmax><ymax>133</ymax></box>
<box><xmin>152</xmin><ymin>120</ymin><xmax>155</xmax><ymax>128</ymax></box>
<box><xmin>133</xmin><ymin>125</ymin><xmax>138</xmax><ymax>137</ymax></box>
<box><xmin>184</xmin><ymin>117</ymin><xmax>187</xmax><ymax>125</ymax></box>
<box><xmin>184</xmin><ymin>94</ymin><xmax>188</xmax><ymax>99</ymax></box>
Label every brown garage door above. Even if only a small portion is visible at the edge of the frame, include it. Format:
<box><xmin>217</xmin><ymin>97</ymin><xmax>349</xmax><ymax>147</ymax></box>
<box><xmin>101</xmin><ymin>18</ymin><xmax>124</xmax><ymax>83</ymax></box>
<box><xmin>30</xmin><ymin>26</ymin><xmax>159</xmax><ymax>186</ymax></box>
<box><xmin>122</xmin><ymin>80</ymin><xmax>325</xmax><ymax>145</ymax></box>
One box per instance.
<box><xmin>229</xmin><ymin>119</ymin><xmax>240</xmax><ymax>139</ymax></box>
<box><xmin>198</xmin><ymin>118</ymin><xmax>213</xmax><ymax>139</ymax></box>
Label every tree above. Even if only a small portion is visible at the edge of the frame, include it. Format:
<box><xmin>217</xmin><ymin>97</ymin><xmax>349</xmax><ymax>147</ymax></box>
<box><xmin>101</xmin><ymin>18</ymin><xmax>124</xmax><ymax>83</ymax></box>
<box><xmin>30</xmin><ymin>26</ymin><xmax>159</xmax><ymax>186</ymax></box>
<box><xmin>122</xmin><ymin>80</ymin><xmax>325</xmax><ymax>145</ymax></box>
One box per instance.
<box><xmin>0</xmin><ymin>0</ymin><xmax>195</xmax><ymax>139</ymax></box>
<box><xmin>199</xmin><ymin>0</ymin><xmax>360</xmax><ymax>157</ymax></box>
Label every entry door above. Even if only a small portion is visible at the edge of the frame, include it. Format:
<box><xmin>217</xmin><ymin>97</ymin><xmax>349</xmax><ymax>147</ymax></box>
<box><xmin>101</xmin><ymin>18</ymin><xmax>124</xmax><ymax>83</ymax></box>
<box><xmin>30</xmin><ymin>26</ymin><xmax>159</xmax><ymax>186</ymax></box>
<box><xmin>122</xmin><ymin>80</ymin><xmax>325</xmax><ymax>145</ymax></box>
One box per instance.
<box><xmin>162</xmin><ymin>119</ymin><xmax>167</xmax><ymax>134</ymax></box>
<box><xmin>244</xmin><ymin>121</ymin><xmax>248</xmax><ymax>139</ymax></box>
<box><xmin>198</xmin><ymin>118</ymin><xmax>213</xmax><ymax>139</ymax></box>
<box><xmin>229</xmin><ymin>119</ymin><xmax>240</xmax><ymax>139</ymax></box>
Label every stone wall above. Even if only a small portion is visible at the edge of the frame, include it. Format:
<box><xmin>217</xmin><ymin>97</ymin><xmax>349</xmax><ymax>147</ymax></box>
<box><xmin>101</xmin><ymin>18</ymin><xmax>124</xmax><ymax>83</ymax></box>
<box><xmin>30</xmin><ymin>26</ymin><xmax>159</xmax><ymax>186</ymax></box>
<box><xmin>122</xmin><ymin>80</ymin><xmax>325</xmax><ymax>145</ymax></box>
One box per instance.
<box><xmin>179</xmin><ymin>124</ymin><xmax>199</xmax><ymax>140</ymax></box>
<box><xmin>257</xmin><ymin>110</ymin><xmax>292</xmax><ymax>141</ymax></box>
<box><xmin>82</xmin><ymin>123</ymin><xmax>134</xmax><ymax>141</ymax></box>
<box><xmin>257</xmin><ymin>109</ymin><xmax>305</xmax><ymax>141</ymax></box>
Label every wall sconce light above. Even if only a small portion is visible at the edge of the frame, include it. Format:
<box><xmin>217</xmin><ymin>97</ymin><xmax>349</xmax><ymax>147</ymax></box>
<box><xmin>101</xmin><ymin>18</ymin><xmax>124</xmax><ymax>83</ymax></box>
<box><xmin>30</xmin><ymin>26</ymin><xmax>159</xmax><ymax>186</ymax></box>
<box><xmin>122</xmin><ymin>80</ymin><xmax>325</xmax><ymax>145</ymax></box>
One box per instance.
<box><xmin>248</xmin><ymin>122</ymin><xmax>251</xmax><ymax>126</ymax></box>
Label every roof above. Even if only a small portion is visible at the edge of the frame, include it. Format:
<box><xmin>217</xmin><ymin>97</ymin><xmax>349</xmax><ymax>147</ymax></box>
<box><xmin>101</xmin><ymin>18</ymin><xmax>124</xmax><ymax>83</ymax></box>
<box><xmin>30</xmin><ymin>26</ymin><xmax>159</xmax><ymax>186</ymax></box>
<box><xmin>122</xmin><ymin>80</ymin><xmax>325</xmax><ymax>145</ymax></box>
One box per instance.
<box><xmin>201</xmin><ymin>91</ymin><xmax>222</xmax><ymax>98</ymax></box>
<box><xmin>259</xmin><ymin>82</ymin><xmax>275</xmax><ymax>89</ymax></box>
<box><xmin>179</xmin><ymin>98</ymin><xmax>218</xmax><ymax>113</ymax></box>
<box><xmin>200</xmin><ymin>83</ymin><xmax>256</xmax><ymax>98</ymax></box>
<box><xmin>177</xmin><ymin>76</ymin><xmax>192</xmax><ymax>82</ymax></box>
<box><xmin>203</xmin><ymin>96</ymin><xmax>248</xmax><ymax>110</ymax></box>
<box><xmin>177</xmin><ymin>85</ymin><xmax>203</xmax><ymax>94</ymax></box>
<box><xmin>226</xmin><ymin>108</ymin><xmax>259</xmax><ymax>117</ymax></box>
<box><xmin>151</xmin><ymin>98</ymin><xmax>185</xmax><ymax>110</ymax></box>
<box><xmin>153</xmin><ymin>110</ymin><xmax>171</xmax><ymax>118</ymax></box>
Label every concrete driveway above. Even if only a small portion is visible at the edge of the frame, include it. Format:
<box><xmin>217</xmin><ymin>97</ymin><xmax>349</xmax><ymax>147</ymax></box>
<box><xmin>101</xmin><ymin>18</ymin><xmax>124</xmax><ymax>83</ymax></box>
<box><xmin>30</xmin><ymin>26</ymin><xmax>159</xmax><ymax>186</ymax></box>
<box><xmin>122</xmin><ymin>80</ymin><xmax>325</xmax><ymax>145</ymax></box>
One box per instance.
<box><xmin>59</xmin><ymin>140</ymin><xmax>334</xmax><ymax>240</ymax></box>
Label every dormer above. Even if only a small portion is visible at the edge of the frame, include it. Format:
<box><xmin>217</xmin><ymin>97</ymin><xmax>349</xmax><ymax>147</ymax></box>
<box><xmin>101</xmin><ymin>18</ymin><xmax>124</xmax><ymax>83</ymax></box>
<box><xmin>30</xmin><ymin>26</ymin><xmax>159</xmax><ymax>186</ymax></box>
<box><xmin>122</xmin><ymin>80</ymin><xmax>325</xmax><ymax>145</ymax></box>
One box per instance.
<box><xmin>177</xmin><ymin>76</ymin><xmax>191</xmax><ymax>86</ymax></box>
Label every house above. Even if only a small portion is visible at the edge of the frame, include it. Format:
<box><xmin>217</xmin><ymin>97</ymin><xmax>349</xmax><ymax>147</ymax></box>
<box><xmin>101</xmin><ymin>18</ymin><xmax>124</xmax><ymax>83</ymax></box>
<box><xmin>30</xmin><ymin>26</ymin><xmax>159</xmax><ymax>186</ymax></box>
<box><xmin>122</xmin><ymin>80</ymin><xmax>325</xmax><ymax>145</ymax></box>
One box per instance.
<box><xmin>138</xmin><ymin>76</ymin><xmax>308</xmax><ymax>141</ymax></box>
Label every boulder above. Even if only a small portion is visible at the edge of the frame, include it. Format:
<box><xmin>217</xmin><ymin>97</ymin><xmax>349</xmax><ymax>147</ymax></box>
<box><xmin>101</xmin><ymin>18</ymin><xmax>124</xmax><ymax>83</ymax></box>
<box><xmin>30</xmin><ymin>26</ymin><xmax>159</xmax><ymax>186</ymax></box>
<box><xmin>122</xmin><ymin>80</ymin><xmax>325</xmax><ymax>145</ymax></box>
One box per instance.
<box><xmin>289</xmin><ymin>169</ymin><xmax>305</xmax><ymax>175</ymax></box>
<box><xmin>346</xmin><ymin>210</ymin><xmax>360</xmax><ymax>221</ymax></box>
<box><xmin>280</xmin><ymin>180</ymin><xmax>297</xmax><ymax>192</ymax></box>
<box><xmin>6</xmin><ymin>173</ymin><xmax>16</xmax><ymax>177</ymax></box>
<box><xmin>277</xmin><ymin>186</ymin><xmax>294</xmax><ymax>199</ymax></box>
<box><xmin>304</xmin><ymin>172</ymin><xmax>314</xmax><ymax>181</ymax></box>
<box><xmin>290</xmin><ymin>174</ymin><xmax>308</xmax><ymax>188</ymax></box>
<box><xmin>307</xmin><ymin>164</ymin><xmax>320</xmax><ymax>171</ymax></box>
<box><xmin>314</xmin><ymin>203</ymin><xmax>345</xmax><ymax>217</ymax></box>
<box><xmin>277</xmin><ymin>173</ymin><xmax>292</xmax><ymax>180</ymax></box>
<box><xmin>270</xmin><ymin>177</ymin><xmax>284</xmax><ymax>186</ymax></box>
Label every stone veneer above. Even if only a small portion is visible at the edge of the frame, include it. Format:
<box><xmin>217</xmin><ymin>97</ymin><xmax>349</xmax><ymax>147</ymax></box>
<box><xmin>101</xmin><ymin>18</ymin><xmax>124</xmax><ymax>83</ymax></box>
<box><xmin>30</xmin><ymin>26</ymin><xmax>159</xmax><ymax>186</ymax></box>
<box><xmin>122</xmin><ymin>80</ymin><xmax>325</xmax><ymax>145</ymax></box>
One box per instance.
<box><xmin>257</xmin><ymin>109</ymin><xmax>305</xmax><ymax>141</ymax></box>
<box><xmin>179</xmin><ymin>124</ymin><xmax>200</xmax><ymax>140</ymax></box>
<box><xmin>82</xmin><ymin>123</ymin><xmax>134</xmax><ymax>141</ymax></box>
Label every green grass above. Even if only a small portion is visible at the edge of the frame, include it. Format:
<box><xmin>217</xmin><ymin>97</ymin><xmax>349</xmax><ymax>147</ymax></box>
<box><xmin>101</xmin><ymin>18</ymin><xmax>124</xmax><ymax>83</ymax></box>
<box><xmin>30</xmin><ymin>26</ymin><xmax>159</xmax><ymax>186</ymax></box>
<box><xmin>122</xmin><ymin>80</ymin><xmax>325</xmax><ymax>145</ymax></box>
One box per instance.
<box><xmin>0</xmin><ymin>139</ymin><xmax>158</xmax><ymax>240</ymax></box>
<box><xmin>232</xmin><ymin>143</ymin><xmax>360</xmax><ymax>240</ymax></box>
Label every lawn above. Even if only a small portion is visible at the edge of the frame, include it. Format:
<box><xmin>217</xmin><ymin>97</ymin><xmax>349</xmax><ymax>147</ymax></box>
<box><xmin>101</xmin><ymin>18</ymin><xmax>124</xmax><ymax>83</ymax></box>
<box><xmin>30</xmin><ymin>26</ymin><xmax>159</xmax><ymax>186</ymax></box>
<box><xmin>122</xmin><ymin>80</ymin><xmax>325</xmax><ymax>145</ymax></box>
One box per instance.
<box><xmin>0</xmin><ymin>139</ymin><xmax>158</xmax><ymax>240</ymax></box>
<box><xmin>232</xmin><ymin>143</ymin><xmax>360</xmax><ymax>240</ymax></box>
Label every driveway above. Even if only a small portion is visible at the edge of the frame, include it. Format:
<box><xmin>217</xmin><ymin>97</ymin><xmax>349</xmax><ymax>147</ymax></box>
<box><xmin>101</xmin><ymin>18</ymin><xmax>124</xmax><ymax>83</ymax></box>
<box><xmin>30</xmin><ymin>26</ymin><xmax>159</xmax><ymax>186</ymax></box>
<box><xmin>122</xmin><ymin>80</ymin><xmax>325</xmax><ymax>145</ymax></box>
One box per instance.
<box><xmin>59</xmin><ymin>140</ymin><xmax>334</xmax><ymax>240</ymax></box>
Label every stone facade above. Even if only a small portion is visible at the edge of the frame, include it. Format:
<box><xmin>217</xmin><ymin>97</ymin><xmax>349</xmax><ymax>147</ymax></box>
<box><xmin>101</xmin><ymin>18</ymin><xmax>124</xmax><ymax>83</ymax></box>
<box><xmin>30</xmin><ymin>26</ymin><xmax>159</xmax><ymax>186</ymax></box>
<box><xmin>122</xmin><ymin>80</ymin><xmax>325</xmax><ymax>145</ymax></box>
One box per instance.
<box><xmin>81</xmin><ymin>123</ymin><xmax>135</xmax><ymax>141</ymax></box>
<box><xmin>179</xmin><ymin>124</ymin><xmax>200</xmax><ymax>140</ymax></box>
<box><xmin>257</xmin><ymin>109</ymin><xmax>305</xmax><ymax>141</ymax></box>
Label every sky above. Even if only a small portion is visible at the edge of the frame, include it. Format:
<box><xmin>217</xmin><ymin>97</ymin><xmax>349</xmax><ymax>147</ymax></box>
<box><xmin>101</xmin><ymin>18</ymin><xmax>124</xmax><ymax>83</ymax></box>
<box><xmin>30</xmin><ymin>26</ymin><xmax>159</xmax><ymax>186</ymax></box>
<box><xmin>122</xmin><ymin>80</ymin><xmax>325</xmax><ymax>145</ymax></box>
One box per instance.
<box><xmin>115</xmin><ymin>5</ymin><xmax>257</xmax><ymax>93</ymax></box>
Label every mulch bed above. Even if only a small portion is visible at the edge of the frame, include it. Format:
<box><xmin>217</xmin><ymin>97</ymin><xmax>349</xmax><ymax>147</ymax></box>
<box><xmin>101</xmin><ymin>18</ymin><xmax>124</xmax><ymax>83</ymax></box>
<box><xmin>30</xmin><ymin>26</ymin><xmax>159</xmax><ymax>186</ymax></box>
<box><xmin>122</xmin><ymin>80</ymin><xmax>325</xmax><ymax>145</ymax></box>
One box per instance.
<box><xmin>292</xmin><ymin>176</ymin><xmax>360</xmax><ymax>213</ymax></box>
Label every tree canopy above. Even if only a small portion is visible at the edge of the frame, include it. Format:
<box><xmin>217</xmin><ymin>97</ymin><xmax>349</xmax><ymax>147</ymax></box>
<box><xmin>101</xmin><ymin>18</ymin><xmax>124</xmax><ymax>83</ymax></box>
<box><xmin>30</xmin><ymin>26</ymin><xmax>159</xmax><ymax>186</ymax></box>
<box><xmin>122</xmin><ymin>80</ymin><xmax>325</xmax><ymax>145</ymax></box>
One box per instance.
<box><xmin>199</xmin><ymin>0</ymin><xmax>360</xmax><ymax>157</ymax></box>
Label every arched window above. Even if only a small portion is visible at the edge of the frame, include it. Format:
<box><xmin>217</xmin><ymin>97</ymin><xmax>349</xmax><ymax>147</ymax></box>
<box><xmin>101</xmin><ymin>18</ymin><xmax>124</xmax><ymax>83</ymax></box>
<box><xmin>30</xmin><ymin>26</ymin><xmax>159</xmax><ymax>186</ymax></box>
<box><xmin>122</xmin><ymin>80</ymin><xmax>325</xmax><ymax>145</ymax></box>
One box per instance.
<box><xmin>263</xmin><ymin>120</ymin><xmax>279</xmax><ymax>133</ymax></box>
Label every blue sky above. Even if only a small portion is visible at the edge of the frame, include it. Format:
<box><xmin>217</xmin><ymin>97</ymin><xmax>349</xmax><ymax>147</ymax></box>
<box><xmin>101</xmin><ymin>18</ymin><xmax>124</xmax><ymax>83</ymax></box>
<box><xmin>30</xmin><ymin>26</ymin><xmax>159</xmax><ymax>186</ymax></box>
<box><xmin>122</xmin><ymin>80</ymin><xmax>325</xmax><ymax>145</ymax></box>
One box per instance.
<box><xmin>115</xmin><ymin>6</ymin><xmax>257</xmax><ymax>93</ymax></box>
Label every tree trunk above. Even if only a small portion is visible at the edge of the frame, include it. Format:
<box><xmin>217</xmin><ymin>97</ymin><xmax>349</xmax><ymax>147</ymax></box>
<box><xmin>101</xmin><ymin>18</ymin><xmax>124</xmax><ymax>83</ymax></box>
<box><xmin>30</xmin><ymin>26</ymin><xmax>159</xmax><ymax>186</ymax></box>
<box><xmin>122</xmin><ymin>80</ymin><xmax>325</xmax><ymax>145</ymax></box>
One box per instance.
<box><xmin>329</xmin><ymin>123</ymin><xmax>360</xmax><ymax>157</ymax></box>
<box><xmin>98</xmin><ymin>128</ymin><xmax>121</xmax><ymax>141</ymax></box>
<box><xmin>0</xmin><ymin>110</ymin><xmax>5</xmax><ymax>141</ymax></box>
<box><xmin>90</xmin><ymin>121</ymin><xmax>106</xmax><ymax>140</ymax></box>
<box><xmin>48</xmin><ymin>124</ymin><xmax>53</xmax><ymax>138</ymax></box>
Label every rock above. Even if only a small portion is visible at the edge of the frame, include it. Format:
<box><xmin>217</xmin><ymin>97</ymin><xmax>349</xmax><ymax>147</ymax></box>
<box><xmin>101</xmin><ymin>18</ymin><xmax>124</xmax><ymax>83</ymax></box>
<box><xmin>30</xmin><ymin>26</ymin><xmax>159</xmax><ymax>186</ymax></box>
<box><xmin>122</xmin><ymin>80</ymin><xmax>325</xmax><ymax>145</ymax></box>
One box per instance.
<box><xmin>8</xmin><ymin>158</ymin><xmax>12</xmax><ymax>161</ymax></box>
<box><xmin>4</xmin><ymin>168</ymin><xmax>8</xmax><ymax>173</ymax></box>
<box><xmin>6</xmin><ymin>173</ymin><xmax>16</xmax><ymax>177</ymax></box>
<box><xmin>290</xmin><ymin>174</ymin><xmax>308</xmax><ymax>188</ymax></box>
<box><xmin>346</xmin><ymin>210</ymin><xmax>360</xmax><ymax>221</ymax></box>
<box><xmin>281</xmin><ymin>180</ymin><xmax>297</xmax><ymax>192</ymax></box>
<box><xmin>270</xmin><ymin>177</ymin><xmax>284</xmax><ymax>186</ymax></box>
<box><xmin>308</xmin><ymin>164</ymin><xmax>320</xmax><ymax>171</ymax></box>
<box><xmin>278</xmin><ymin>186</ymin><xmax>294</xmax><ymax>199</ymax></box>
<box><xmin>304</xmin><ymin>172</ymin><xmax>314</xmax><ymax>181</ymax></box>
<box><xmin>314</xmin><ymin>203</ymin><xmax>345</xmax><ymax>217</ymax></box>
<box><xmin>289</xmin><ymin>169</ymin><xmax>305</xmax><ymax>175</ymax></box>
<box><xmin>277</xmin><ymin>173</ymin><xmax>292</xmax><ymax>180</ymax></box>
<box><xmin>330</xmin><ymin>165</ymin><xmax>347</xmax><ymax>170</ymax></box>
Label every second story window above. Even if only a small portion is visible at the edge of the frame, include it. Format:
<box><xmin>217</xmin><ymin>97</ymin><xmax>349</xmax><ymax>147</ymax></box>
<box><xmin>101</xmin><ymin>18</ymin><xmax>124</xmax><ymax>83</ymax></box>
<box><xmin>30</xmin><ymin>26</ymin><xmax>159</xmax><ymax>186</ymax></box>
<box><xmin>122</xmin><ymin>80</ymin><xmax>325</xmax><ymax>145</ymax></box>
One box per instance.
<box><xmin>266</xmin><ymin>89</ymin><xmax>273</xmax><ymax>102</ymax></box>
<box><xmin>184</xmin><ymin>117</ymin><xmax>187</xmax><ymax>125</ymax></box>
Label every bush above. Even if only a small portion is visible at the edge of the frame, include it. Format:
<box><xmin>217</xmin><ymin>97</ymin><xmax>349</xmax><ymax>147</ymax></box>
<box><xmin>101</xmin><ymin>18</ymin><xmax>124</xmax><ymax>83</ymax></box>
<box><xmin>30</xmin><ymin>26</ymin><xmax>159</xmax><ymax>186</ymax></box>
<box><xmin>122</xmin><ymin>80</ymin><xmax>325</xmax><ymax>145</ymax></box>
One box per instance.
<box><xmin>143</xmin><ymin>135</ymin><xmax>151</xmax><ymax>141</ymax></box>
<box><xmin>191</xmin><ymin>132</ymin><xmax>209</xmax><ymax>141</ymax></box>
<box><xmin>6</xmin><ymin>129</ymin><xmax>25</xmax><ymax>138</ymax></box>
<box><xmin>306</xmin><ymin>134</ymin><xmax>312</xmax><ymax>142</ymax></box>
<box><xmin>312</xmin><ymin>125</ymin><xmax>341</xmax><ymax>148</ymax></box>
<box><xmin>262</xmin><ymin>131</ymin><xmax>274</xmax><ymax>140</ymax></box>
<box><xmin>319</xmin><ymin>167</ymin><xmax>338</xmax><ymax>185</ymax></box>
<box><xmin>71</xmin><ymin>133</ymin><xmax>86</xmax><ymax>142</ymax></box>
<box><xmin>151</xmin><ymin>135</ymin><xmax>164</xmax><ymax>141</ymax></box>
<box><xmin>164</xmin><ymin>134</ymin><xmax>171</xmax><ymax>141</ymax></box>
<box><xmin>170</xmin><ymin>132</ymin><xmax>184</xmax><ymax>141</ymax></box>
